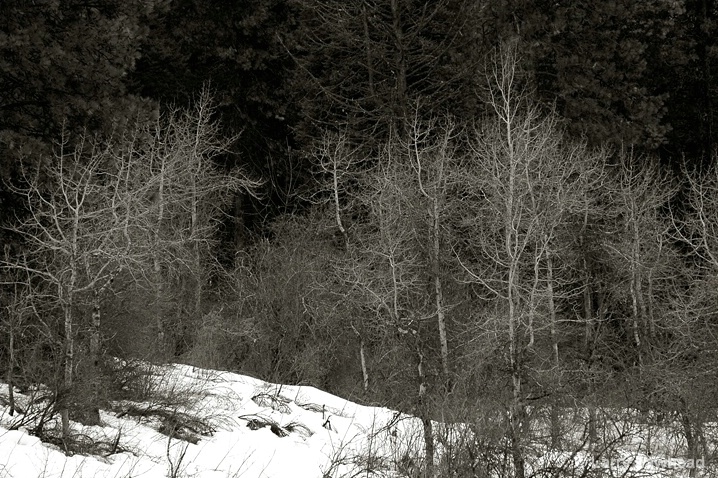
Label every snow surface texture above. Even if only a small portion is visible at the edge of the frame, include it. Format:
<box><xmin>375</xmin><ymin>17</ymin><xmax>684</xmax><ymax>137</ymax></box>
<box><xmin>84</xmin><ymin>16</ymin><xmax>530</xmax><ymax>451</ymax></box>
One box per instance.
<box><xmin>0</xmin><ymin>364</ymin><xmax>710</xmax><ymax>477</ymax></box>
<box><xmin>0</xmin><ymin>364</ymin><xmax>423</xmax><ymax>478</ymax></box>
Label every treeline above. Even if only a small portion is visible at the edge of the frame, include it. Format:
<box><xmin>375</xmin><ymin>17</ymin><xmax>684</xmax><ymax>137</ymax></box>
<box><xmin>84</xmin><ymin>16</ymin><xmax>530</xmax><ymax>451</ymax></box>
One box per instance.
<box><xmin>2</xmin><ymin>0</ymin><xmax>718</xmax><ymax>473</ymax></box>
<box><xmin>2</xmin><ymin>0</ymin><xmax>717</xmax><ymax>230</ymax></box>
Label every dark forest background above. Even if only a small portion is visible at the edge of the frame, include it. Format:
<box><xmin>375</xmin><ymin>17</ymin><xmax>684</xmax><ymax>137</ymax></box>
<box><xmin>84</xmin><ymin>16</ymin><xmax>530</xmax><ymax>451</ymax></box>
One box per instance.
<box><xmin>3</xmin><ymin>1</ymin><xmax>718</xmax><ymax>474</ymax></box>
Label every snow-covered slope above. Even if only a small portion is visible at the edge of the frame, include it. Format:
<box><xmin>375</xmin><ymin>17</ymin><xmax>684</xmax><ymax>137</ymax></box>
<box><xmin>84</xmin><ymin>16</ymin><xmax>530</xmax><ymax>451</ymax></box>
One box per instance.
<box><xmin>0</xmin><ymin>363</ymin><xmax>709</xmax><ymax>477</ymax></box>
<box><xmin>0</xmin><ymin>364</ymin><xmax>422</xmax><ymax>478</ymax></box>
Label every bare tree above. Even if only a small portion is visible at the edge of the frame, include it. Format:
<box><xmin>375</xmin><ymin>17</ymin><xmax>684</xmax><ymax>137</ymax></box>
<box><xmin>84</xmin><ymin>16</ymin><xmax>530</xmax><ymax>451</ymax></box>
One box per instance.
<box><xmin>123</xmin><ymin>90</ymin><xmax>261</xmax><ymax>356</ymax></box>
<box><xmin>306</xmin><ymin>130</ymin><xmax>378</xmax><ymax>394</ymax></box>
<box><xmin>460</xmin><ymin>45</ymin><xmax>549</xmax><ymax>478</ymax></box>
<box><xmin>308</xmin><ymin>129</ymin><xmax>363</xmax><ymax>251</ymax></box>
<box><xmin>0</xmin><ymin>257</ymin><xmax>34</xmax><ymax>418</ymax></box>
<box><xmin>315</xmin><ymin>117</ymin><xmax>465</xmax><ymax>476</ymax></box>
<box><xmin>2</xmin><ymin>131</ymin><xmax>144</xmax><ymax>437</ymax></box>
<box><xmin>604</xmin><ymin>155</ymin><xmax>677</xmax><ymax>369</ymax></box>
<box><xmin>1</xmin><ymin>92</ymin><xmax>259</xmax><ymax>442</ymax></box>
<box><xmin>406</xmin><ymin>114</ymin><xmax>463</xmax><ymax>382</ymax></box>
<box><xmin>360</xmin><ymin>147</ymin><xmax>437</xmax><ymax>474</ymax></box>
<box><xmin>669</xmin><ymin>161</ymin><xmax>718</xmax><ymax>473</ymax></box>
<box><xmin>456</xmin><ymin>42</ymin><xmax>607</xmax><ymax>476</ymax></box>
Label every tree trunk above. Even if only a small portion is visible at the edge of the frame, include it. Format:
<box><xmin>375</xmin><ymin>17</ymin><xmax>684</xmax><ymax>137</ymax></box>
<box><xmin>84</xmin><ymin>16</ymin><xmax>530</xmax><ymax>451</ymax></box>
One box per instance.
<box><xmin>510</xmin><ymin>369</ymin><xmax>526</xmax><ymax>478</ymax></box>
<box><xmin>431</xmin><ymin>196</ymin><xmax>449</xmax><ymax>380</ymax></box>
<box><xmin>62</xmin><ymin>302</ymin><xmax>73</xmax><ymax>441</ymax></box>
<box><xmin>503</xmin><ymin>71</ymin><xmax>525</xmax><ymax>478</ymax></box>
<box><xmin>629</xmin><ymin>211</ymin><xmax>645</xmax><ymax>365</ymax></box>
<box><xmin>87</xmin><ymin>271</ymin><xmax>117</xmax><ymax>426</ymax></box>
<box><xmin>61</xmin><ymin>241</ymin><xmax>79</xmax><ymax>441</ymax></box>
<box><xmin>390</xmin><ymin>0</ymin><xmax>409</xmax><ymax>124</ymax></box>
<box><xmin>588</xmin><ymin>403</ymin><xmax>598</xmax><ymax>459</ymax></box>
<box><xmin>417</xmin><ymin>348</ymin><xmax>434</xmax><ymax>477</ymax></box>
<box><xmin>154</xmin><ymin>151</ymin><xmax>167</xmax><ymax>356</ymax></box>
<box><xmin>579</xmin><ymin>219</ymin><xmax>600</xmax><ymax>458</ymax></box>
<box><xmin>191</xmin><ymin>128</ymin><xmax>202</xmax><ymax>318</ymax></box>
<box><xmin>527</xmin><ymin>255</ymin><xmax>539</xmax><ymax>348</ymax></box>
<box><xmin>681</xmin><ymin>410</ymin><xmax>698</xmax><ymax>478</ymax></box>
<box><xmin>332</xmin><ymin>153</ymin><xmax>349</xmax><ymax>251</ymax></box>
<box><xmin>359</xmin><ymin>338</ymin><xmax>369</xmax><ymax>393</ymax></box>
<box><xmin>547</xmin><ymin>248</ymin><xmax>561</xmax><ymax>449</ymax></box>
<box><xmin>4</xmin><ymin>248</ymin><xmax>16</xmax><ymax>416</ymax></box>
<box><xmin>7</xmin><ymin>323</ymin><xmax>14</xmax><ymax>417</ymax></box>
<box><xmin>646</xmin><ymin>236</ymin><xmax>662</xmax><ymax>342</ymax></box>
<box><xmin>352</xmin><ymin>323</ymin><xmax>370</xmax><ymax>394</ymax></box>
<box><xmin>680</xmin><ymin>399</ymin><xmax>706</xmax><ymax>477</ymax></box>
<box><xmin>85</xmin><ymin>292</ymin><xmax>102</xmax><ymax>426</ymax></box>
<box><xmin>412</xmin><ymin>126</ymin><xmax>450</xmax><ymax>382</ymax></box>
<box><xmin>422</xmin><ymin>415</ymin><xmax>435</xmax><ymax>478</ymax></box>
<box><xmin>547</xmin><ymin>249</ymin><xmax>559</xmax><ymax>367</ymax></box>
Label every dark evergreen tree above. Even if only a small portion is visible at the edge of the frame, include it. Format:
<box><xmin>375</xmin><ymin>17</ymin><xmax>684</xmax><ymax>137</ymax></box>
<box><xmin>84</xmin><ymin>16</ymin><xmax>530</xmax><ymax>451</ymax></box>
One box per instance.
<box><xmin>0</xmin><ymin>0</ymin><xmax>157</xmax><ymax>155</ymax></box>
<box><xmin>288</xmin><ymin>0</ymin><xmax>481</xmax><ymax>147</ymax></box>
<box><xmin>128</xmin><ymin>0</ymin><xmax>302</xmax><ymax>244</ymax></box>
<box><xmin>498</xmin><ymin>0</ymin><xmax>681</xmax><ymax>150</ymax></box>
<box><xmin>0</xmin><ymin>0</ymin><xmax>158</xmax><ymax>245</ymax></box>
<box><xmin>658</xmin><ymin>0</ymin><xmax>718</xmax><ymax>167</ymax></box>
